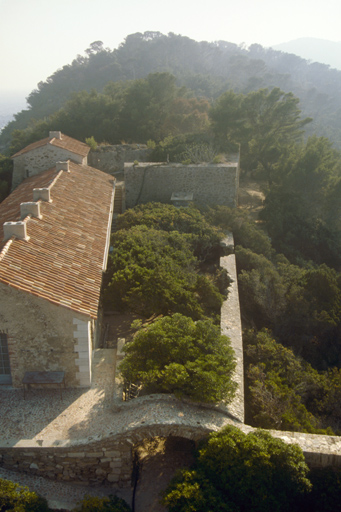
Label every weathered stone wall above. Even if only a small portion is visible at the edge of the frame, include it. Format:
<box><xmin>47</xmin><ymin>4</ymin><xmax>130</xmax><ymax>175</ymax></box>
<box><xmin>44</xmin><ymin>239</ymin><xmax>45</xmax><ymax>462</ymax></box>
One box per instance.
<box><xmin>12</xmin><ymin>146</ymin><xmax>86</xmax><ymax>189</ymax></box>
<box><xmin>124</xmin><ymin>161</ymin><xmax>240</xmax><ymax>208</ymax></box>
<box><xmin>88</xmin><ymin>145</ymin><xmax>152</xmax><ymax>175</ymax></box>
<box><xmin>220</xmin><ymin>235</ymin><xmax>244</xmax><ymax>422</ymax></box>
<box><xmin>0</xmin><ymin>422</ymin><xmax>210</xmax><ymax>485</ymax></box>
<box><xmin>0</xmin><ymin>438</ymin><xmax>132</xmax><ymax>485</ymax></box>
<box><xmin>0</xmin><ymin>283</ymin><xmax>91</xmax><ymax>387</ymax></box>
<box><xmin>1</xmin><ymin>409</ymin><xmax>341</xmax><ymax>486</ymax></box>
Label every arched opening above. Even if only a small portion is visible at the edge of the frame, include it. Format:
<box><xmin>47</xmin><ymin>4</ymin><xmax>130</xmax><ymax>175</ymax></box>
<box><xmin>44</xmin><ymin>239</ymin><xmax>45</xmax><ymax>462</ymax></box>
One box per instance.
<box><xmin>132</xmin><ymin>436</ymin><xmax>196</xmax><ymax>511</ymax></box>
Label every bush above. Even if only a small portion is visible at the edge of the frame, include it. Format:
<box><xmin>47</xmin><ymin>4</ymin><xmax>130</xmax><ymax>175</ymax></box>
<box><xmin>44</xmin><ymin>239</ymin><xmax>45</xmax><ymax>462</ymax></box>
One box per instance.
<box><xmin>119</xmin><ymin>313</ymin><xmax>237</xmax><ymax>403</ymax></box>
<box><xmin>0</xmin><ymin>478</ymin><xmax>50</xmax><ymax>511</ymax></box>
<box><xmin>105</xmin><ymin>225</ymin><xmax>224</xmax><ymax>320</ymax></box>
<box><xmin>72</xmin><ymin>494</ymin><xmax>131</xmax><ymax>512</ymax></box>
<box><xmin>162</xmin><ymin>425</ymin><xmax>311</xmax><ymax>512</ymax></box>
<box><xmin>85</xmin><ymin>136</ymin><xmax>98</xmax><ymax>150</ymax></box>
<box><xmin>116</xmin><ymin>203</ymin><xmax>224</xmax><ymax>262</ymax></box>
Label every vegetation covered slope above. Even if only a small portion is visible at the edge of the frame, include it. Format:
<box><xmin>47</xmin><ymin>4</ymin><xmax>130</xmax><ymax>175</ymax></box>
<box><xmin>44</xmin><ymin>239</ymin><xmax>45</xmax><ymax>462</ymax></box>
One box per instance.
<box><xmin>1</xmin><ymin>32</ymin><xmax>341</xmax><ymax>151</ymax></box>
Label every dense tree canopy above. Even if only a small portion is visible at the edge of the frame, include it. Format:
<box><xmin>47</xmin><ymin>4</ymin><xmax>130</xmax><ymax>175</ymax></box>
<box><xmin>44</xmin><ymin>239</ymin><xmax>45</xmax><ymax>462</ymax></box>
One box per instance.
<box><xmin>210</xmin><ymin>87</ymin><xmax>312</xmax><ymax>184</ymax></box>
<box><xmin>7</xmin><ymin>73</ymin><xmax>210</xmax><ymax>154</ymax></box>
<box><xmin>116</xmin><ymin>202</ymin><xmax>224</xmax><ymax>261</ymax></box>
<box><xmin>0</xmin><ymin>154</ymin><xmax>12</xmax><ymax>202</ymax></box>
<box><xmin>2</xmin><ymin>32</ymin><xmax>341</xmax><ymax>151</ymax></box>
<box><xmin>207</xmin><ymin>206</ymin><xmax>341</xmax><ymax>433</ymax></box>
<box><xmin>244</xmin><ymin>329</ymin><xmax>338</xmax><ymax>434</ymax></box>
<box><xmin>119</xmin><ymin>313</ymin><xmax>237</xmax><ymax>403</ymax></box>
<box><xmin>261</xmin><ymin>136</ymin><xmax>341</xmax><ymax>267</ymax></box>
<box><xmin>104</xmin><ymin>223</ymin><xmax>224</xmax><ymax>320</ymax></box>
<box><xmin>162</xmin><ymin>425</ymin><xmax>311</xmax><ymax>512</ymax></box>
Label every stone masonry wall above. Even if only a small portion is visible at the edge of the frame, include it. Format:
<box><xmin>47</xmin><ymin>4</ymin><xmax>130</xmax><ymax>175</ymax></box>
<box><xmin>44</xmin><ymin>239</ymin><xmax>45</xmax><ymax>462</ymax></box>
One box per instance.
<box><xmin>12</xmin><ymin>146</ymin><xmax>86</xmax><ymax>189</ymax></box>
<box><xmin>220</xmin><ymin>234</ymin><xmax>244</xmax><ymax>422</ymax></box>
<box><xmin>88</xmin><ymin>145</ymin><xmax>151</xmax><ymax>175</ymax></box>
<box><xmin>0</xmin><ymin>283</ymin><xmax>89</xmax><ymax>387</ymax></box>
<box><xmin>124</xmin><ymin>162</ymin><xmax>240</xmax><ymax>209</ymax></box>
<box><xmin>0</xmin><ymin>423</ymin><xmax>210</xmax><ymax>485</ymax></box>
<box><xmin>73</xmin><ymin>318</ymin><xmax>92</xmax><ymax>387</ymax></box>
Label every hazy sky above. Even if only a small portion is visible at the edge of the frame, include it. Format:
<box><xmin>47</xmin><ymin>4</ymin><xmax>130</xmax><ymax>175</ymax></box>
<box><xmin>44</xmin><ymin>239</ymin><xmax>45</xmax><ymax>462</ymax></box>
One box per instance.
<box><xmin>1</xmin><ymin>0</ymin><xmax>340</xmax><ymax>104</ymax></box>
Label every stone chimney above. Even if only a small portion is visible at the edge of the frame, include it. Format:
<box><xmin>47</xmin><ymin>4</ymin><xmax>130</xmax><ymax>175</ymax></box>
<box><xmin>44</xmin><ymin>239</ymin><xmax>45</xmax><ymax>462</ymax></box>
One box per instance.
<box><xmin>20</xmin><ymin>202</ymin><xmax>42</xmax><ymax>220</ymax></box>
<box><xmin>56</xmin><ymin>161</ymin><xmax>70</xmax><ymax>172</ymax></box>
<box><xmin>49</xmin><ymin>131</ymin><xmax>62</xmax><ymax>139</ymax></box>
<box><xmin>3</xmin><ymin>221</ymin><xmax>29</xmax><ymax>242</ymax></box>
<box><xmin>33</xmin><ymin>188</ymin><xmax>51</xmax><ymax>202</ymax></box>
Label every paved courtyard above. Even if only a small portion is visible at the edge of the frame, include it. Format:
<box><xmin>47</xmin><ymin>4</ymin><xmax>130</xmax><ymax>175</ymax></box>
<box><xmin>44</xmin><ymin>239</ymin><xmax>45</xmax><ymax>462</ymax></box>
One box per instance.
<box><xmin>0</xmin><ymin>349</ymin><xmax>117</xmax><ymax>443</ymax></box>
<box><xmin>0</xmin><ymin>348</ymin><xmax>131</xmax><ymax>509</ymax></box>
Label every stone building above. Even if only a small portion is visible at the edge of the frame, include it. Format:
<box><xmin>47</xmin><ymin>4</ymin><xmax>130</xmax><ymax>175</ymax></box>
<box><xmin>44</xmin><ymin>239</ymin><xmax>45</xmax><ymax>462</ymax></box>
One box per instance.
<box><xmin>11</xmin><ymin>131</ymin><xmax>90</xmax><ymax>190</ymax></box>
<box><xmin>0</xmin><ymin>157</ymin><xmax>115</xmax><ymax>387</ymax></box>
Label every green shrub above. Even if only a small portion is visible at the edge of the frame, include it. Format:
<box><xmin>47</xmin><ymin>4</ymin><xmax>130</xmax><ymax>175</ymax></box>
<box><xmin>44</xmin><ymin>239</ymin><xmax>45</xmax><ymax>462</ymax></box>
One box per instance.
<box><xmin>0</xmin><ymin>478</ymin><xmax>50</xmax><ymax>512</ymax></box>
<box><xmin>85</xmin><ymin>136</ymin><xmax>98</xmax><ymax>150</ymax></box>
<box><xmin>119</xmin><ymin>313</ymin><xmax>237</xmax><ymax>403</ymax></box>
<box><xmin>72</xmin><ymin>494</ymin><xmax>131</xmax><ymax>512</ymax></box>
<box><xmin>163</xmin><ymin>426</ymin><xmax>311</xmax><ymax>512</ymax></box>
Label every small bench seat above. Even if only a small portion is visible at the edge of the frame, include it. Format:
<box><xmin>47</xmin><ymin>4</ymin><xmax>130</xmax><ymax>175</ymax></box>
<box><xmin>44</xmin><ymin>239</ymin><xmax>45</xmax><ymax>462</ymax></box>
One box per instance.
<box><xmin>22</xmin><ymin>371</ymin><xmax>65</xmax><ymax>399</ymax></box>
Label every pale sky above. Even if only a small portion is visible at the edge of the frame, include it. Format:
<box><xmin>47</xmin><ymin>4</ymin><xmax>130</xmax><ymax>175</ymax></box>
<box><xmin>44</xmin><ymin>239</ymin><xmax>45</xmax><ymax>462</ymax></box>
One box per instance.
<box><xmin>1</xmin><ymin>0</ymin><xmax>340</xmax><ymax>105</ymax></box>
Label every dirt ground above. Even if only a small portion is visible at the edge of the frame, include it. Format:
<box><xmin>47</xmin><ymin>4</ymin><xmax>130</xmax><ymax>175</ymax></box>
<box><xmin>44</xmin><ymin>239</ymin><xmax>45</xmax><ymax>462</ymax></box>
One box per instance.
<box><xmin>133</xmin><ymin>437</ymin><xmax>195</xmax><ymax>512</ymax></box>
<box><xmin>238</xmin><ymin>178</ymin><xmax>266</xmax><ymax>219</ymax></box>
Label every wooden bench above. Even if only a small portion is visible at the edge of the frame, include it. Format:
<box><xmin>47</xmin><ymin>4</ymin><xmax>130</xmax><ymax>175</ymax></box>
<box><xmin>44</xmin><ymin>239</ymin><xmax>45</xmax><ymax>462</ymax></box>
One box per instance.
<box><xmin>22</xmin><ymin>371</ymin><xmax>65</xmax><ymax>400</ymax></box>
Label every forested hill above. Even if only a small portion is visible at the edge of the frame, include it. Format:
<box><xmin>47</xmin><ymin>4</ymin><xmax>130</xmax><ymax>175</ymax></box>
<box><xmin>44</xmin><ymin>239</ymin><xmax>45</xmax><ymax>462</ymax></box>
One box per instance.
<box><xmin>1</xmin><ymin>31</ymin><xmax>341</xmax><ymax>150</ymax></box>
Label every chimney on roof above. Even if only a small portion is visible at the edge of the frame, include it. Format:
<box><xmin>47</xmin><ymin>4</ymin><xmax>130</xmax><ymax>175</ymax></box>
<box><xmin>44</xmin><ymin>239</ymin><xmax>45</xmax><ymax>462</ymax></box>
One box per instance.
<box><xmin>49</xmin><ymin>131</ymin><xmax>62</xmax><ymax>139</ymax></box>
<box><xmin>20</xmin><ymin>202</ymin><xmax>42</xmax><ymax>220</ymax></box>
<box><xmin>33</xmin><ymin>188</ymin><xmax>51</xmax><ymax>202</ymax></box>
<box><xmin>56</xmin><ymin>161</ymin><xmax>70</xmax><ymax>172</ymax></box>
<box><xmin>3</xmin><ymin>221</ymin><xmax>29</xmax><ymax>242</ymax></box>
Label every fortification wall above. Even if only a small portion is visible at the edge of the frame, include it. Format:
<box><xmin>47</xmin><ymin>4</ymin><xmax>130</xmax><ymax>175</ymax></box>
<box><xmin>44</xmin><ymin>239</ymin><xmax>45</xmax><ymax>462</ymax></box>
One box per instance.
<box><xmin>1</xmin><ymin>404</ymin><xmax>341</xmax><ymax>485</ymax></box>
<box><xmin>88</xmin><ymin>145</ymin><xmax>151</xmax><ymax>175</ymax></box>
<box><xmin>124</xmin><ymin>162</ymin><xmax>240</xmax><ymax>208</ymax></box>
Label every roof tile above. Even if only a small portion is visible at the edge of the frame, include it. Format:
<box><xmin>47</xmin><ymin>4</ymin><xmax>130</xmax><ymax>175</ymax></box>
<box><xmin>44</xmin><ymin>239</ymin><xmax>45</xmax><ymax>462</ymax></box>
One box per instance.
<box><xmin>12</xmin><ymin>133</ymin><xmax>90</xmax><ymax>158</ymax></box>
<box><xmin>0</xmin><ymin>162</ymin><xmax>115</xmax><ymax>318</ymax></box>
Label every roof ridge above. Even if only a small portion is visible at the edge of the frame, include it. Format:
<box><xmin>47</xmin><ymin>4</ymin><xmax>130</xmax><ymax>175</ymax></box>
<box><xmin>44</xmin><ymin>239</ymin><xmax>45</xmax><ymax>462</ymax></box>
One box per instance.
<box><xmin>48</xmin><ymin>169</ymin><xmax>64</xmax><ymax>191</ymax></box>
<box><xmin>0</xmin><ymin>238</ymin><xmax>14</xmax><ymax>263</ymax></box>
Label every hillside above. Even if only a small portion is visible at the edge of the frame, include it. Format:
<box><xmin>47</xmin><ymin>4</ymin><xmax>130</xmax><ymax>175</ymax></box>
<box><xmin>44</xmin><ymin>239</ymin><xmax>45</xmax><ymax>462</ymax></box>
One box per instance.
<box><xmin>273</xmin><ymin>37</ymin><xmax>341</xmax><ymax>71</ymax></box>
<box><xmin>1</xmin><ymin>32</ymin><xmax>341</xmax><ymax>151</ymax></box>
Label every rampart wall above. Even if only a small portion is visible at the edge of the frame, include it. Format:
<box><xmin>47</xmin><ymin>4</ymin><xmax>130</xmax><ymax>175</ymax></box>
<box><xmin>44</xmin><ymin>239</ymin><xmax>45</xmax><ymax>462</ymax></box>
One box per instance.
<box><xmin>124</xmin><ymin>162</ymin><xmax>240</xmax><ymax>208</ymax></box>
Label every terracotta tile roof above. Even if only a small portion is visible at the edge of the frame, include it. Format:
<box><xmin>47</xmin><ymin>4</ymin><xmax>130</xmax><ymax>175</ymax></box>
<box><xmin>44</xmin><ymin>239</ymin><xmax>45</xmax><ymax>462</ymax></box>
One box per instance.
<box><xmin>12</xmin><ymin>133</ymin><xmax>90</xmax><ymax>158</ymax></box>
<box><xmin>0</xmin><ymin>163</ymin><xmax>115</xmax><ymax>318</ymax></box>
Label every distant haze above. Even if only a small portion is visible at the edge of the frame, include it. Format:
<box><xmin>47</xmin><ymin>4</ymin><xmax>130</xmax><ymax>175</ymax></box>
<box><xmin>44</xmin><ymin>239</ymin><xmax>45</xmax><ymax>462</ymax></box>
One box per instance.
<box><xmin>273</xmin><ymin>38</ymin><xmax>341</xmax><ymax>70</ymax></box>
<box><xmin>0</xmin><ymin>92</ymin><xmax>28</xmax><ymax>132</ymax></box>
